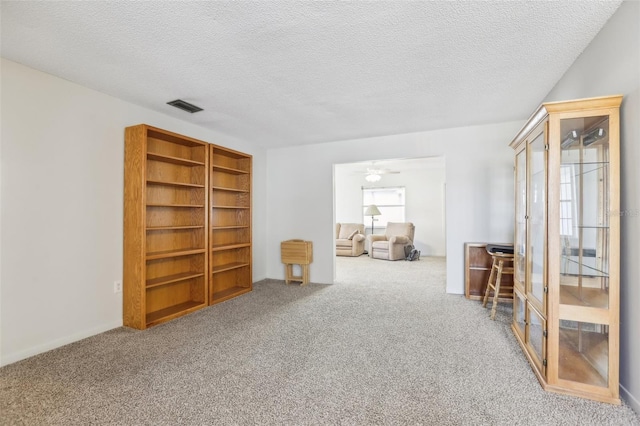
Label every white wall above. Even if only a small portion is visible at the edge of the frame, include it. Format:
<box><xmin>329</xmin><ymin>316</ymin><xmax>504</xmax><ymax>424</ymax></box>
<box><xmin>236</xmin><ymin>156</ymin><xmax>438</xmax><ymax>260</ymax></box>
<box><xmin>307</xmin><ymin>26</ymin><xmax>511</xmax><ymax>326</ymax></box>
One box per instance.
<box><xmin>334</xmin><ymin>158</ymin><xmax>446</xmax><ymax>256</ymax></box>
<box><xmin>267</xmin><ymin>121</ymin><xmax>520</xmax><ymax>290</ymax></box>
<box><xmin>334</xmin><ymin>166</ymin><xmax>364</xmax><ymax>224</ymax></box>
<box><xmin>543</xmin><ymin>0</ymin><xmax>640</xmax><ymax>412</ymax></box>
<box><xmin>0</xmin><ymin>58</ymin><xmax>267</xmax><ymax>366</ymax></box>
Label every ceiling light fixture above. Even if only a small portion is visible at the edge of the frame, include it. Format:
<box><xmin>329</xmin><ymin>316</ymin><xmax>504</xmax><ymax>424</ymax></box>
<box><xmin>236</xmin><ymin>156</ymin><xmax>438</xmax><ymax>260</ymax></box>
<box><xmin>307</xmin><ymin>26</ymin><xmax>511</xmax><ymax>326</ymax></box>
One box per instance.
<box><xmin>167</xmin><ymin>99</ymin><xmax>203</xmax><ymax>113</ymax></box>
<box><xmin>365</xmin><ymin>172</ymin><xmax>381</xmax><ymax>182</ymax></box>
<box><xmin>561</xmin><ymin>130</ymin><xmax>579</xmax><ymax>149</ymax></box>
<box><xmin>561</xmin><ymin>127</ymin><xmax>607</xmax><ymax>149</ymax></box>
<box><xmin>583</xmin><ymin>127</ymin><xmax>606</xmax><ymax>146</ymax></box>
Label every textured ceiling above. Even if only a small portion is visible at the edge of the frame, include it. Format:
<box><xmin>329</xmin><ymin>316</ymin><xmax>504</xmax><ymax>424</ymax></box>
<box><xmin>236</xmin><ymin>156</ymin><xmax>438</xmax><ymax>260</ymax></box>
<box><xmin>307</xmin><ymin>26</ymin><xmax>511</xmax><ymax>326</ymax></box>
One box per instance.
<box><xmin>0</xmin><ymin>1</ymin><xmax>623</xmax><ymax>148</ymax></box>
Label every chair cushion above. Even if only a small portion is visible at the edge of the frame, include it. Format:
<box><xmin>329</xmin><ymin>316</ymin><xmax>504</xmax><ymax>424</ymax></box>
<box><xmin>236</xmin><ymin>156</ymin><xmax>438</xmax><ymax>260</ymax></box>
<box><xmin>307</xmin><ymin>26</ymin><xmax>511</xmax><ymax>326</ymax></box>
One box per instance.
<box><xmin>371</xmin><ymin>240</ymin><xmax>389</xmax><ymax>250</ymax></box>
<box><xmin>336</xmin><ymin>239</ymin><xmax>353</xmax><ymax>248</ymax></box>
<box><xmin>385</xmin><ymin>222</ymin><xmax>413</xmax><ymax>238</ymax></box>
<box><xmin>338</xmin><ymin>223</ymin><xmax>362</xmax><ymax>239</ymax></box>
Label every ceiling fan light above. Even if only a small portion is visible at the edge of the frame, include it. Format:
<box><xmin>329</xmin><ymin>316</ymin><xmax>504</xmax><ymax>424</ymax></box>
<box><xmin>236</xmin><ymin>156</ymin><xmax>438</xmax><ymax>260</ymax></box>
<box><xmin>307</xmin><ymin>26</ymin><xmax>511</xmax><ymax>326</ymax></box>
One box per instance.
<box><xmin>365</xmin><ymin>173</ymin><xmax>381</xmax><ymax>182</ymax></box>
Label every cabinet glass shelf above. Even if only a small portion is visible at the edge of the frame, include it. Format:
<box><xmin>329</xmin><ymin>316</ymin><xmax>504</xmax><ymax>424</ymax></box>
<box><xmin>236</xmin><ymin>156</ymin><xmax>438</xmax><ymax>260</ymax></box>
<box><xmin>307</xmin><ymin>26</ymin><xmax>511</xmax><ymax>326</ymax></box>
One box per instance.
<box><xmin>561</xmin><ymin>257</ymin><xmax>609</xmax><ymax>278</ymax></box>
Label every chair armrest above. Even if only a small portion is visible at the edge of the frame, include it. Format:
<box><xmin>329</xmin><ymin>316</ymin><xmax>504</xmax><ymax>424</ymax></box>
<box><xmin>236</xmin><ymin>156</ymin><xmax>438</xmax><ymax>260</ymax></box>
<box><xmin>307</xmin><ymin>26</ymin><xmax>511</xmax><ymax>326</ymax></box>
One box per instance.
<box><xmin>369</xmin><ymin>235</ymin><xmax>387</xmax><ymax>243</ymax></box>
<box><xmin>353</xmin><ymin>234</ymin><xmax>365</xmax><ymax>242</ymax></box>
<box><xmin>390</xmin><ymin>235</ymin><xmax>410</xmax><ymax>245</ymax></box>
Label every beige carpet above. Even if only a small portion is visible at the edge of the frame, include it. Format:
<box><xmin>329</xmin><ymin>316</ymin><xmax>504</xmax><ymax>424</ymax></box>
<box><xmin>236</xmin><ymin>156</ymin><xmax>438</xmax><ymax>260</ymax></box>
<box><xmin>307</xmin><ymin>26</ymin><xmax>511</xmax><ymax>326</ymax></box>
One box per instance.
<box><xmin>1</xmin><ymin>255</ymin><xmax>638</xmax><ymax>425</ymax></box>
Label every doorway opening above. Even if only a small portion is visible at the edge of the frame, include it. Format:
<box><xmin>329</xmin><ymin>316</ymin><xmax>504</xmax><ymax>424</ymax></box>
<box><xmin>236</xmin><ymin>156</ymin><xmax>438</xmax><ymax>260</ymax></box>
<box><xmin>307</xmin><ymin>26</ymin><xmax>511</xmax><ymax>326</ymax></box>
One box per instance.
<box><xmin>333</xmin><ymin>157</ymin><xmax>446</xmax><ymax>281</ymax></box>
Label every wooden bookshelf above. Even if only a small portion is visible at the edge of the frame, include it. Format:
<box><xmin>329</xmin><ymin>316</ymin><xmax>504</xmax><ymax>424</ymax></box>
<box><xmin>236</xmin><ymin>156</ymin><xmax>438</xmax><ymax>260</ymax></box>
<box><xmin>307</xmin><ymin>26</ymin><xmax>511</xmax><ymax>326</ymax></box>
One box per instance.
<box><xmin>209</xmin><ymin>146</ymin><xmax>252</xmax><ymax>305</ymax></box>
<box><xmin>124</xmin><ymin>125</ymin><xmax>253</xmax><ymax>327</ymax></box>
<box><xmin>124</xmin><ymin>125</ymin><xmax>209</xmax><ymax>329</ymax></box>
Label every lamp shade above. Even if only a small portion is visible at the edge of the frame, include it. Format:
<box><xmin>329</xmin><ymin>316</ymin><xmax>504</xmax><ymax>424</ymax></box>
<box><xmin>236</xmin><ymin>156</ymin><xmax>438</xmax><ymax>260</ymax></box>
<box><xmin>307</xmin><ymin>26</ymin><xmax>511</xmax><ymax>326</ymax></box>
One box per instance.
<box><xmin>364</xmin><ymin>205</ymin><xmax>381</xmax><ymax>216</ymax></box>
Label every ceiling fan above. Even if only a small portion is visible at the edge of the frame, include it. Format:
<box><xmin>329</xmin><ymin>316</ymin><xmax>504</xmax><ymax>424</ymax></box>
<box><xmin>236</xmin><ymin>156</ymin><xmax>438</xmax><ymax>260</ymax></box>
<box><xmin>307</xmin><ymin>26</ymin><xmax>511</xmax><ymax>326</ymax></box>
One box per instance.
<box><xmin>358</xmin><ymin>165</ymin><xmax>400</xmax><ymax>182</ymax></box>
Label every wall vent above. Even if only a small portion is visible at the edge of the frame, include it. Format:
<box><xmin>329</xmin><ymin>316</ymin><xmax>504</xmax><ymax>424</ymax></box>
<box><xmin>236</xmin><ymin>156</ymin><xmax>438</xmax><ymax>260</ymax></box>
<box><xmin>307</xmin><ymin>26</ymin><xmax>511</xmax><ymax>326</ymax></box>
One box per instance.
<box><xmin>167</xmin><ymin>99</ymin><xmax>203</xmax><ymax>113</ymax></box>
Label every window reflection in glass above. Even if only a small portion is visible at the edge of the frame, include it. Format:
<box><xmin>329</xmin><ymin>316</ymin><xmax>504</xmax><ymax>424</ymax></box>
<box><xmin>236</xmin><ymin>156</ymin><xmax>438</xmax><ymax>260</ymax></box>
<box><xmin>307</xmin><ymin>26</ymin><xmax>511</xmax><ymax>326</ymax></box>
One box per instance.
<box><xmin>559</xmin><ymin>117</ymin><xmax>610</xmax><ymax>309</ymax></box>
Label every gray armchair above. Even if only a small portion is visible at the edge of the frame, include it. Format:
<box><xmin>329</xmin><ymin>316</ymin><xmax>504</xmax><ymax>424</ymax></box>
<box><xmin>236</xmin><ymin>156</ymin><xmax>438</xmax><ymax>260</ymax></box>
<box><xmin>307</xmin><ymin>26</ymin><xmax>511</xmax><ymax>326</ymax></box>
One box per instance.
<box><xmin>335</xmin><ymin>223</ymin><xmax>366</xmax><ymax>256</ymax></box>
<box><xmin>369</xmin><ymin>222</ymin><xmax>415</xmax><ymax>260</ymax></box>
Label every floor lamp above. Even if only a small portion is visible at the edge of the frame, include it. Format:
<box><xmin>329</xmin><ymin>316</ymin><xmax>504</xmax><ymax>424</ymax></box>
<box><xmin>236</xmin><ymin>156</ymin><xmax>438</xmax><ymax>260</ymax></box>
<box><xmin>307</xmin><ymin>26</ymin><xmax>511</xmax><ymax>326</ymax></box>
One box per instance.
<box><xmin>364</xmin><ymin>204</ymin><xmax>381</xmax><ymax>235</ymax></box>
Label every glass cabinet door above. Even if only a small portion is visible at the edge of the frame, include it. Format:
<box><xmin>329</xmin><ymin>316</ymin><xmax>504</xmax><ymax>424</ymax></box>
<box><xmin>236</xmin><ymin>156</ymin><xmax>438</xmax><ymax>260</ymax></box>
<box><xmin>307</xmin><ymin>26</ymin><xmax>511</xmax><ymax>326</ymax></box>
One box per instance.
<box><xmin>558</xmin><ymin>319</ymin><xmax>609</xmax><ymax>387</ymax></box>
<box><xmin>513</xmin><ymin>289</ymin><xmax>526</xmax><ymax>340</ymax></box>
<box><xmin>558</xmin><ymin>116</ymin><xmax>610</xmax><ymax>309</ymax></box>
<box><xmin>557</xmin><ymin>114</ymin><xmax>611</xmax><ymax>388</ymax></box>
<box><xmin>527</xmin><ymin>304</ymin><xmax>547</xmax><ymax>375</ymax></box>
<box><xmin>528</xmin><ymin>130</ymin><xmax>547</xmax><ymax>313</ymax></box>
<box><xmin>514</xmin><ymin>147</ymin><xmax>527</xmax><ymax>291</ymax></box>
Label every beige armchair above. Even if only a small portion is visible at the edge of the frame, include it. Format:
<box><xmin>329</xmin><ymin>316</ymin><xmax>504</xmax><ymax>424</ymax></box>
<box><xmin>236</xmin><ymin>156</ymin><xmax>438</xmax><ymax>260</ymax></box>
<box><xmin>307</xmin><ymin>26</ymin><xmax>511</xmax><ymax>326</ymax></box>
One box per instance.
<box><xmin>369</xmin><ymin>222</ymin><xmax>415</xmax><ymax>260</ymax></box>
<box><xmin>335</xmin><ymin>223</ymin><xmax>366</xmax><ymax>256</ymax></box>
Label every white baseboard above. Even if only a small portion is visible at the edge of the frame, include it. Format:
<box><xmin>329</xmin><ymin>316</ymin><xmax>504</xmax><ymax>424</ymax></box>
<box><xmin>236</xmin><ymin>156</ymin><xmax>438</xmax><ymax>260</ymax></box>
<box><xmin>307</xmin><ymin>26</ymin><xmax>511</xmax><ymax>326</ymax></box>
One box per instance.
<box><xmin>620</xmin><ymin>384</ymin><xmax>640</xmax><ymax>415</ymax></box>
<box><xmin>0</xmin><ymin>321</ymin><xmax>122</xmax><ymax>367</ymax></box>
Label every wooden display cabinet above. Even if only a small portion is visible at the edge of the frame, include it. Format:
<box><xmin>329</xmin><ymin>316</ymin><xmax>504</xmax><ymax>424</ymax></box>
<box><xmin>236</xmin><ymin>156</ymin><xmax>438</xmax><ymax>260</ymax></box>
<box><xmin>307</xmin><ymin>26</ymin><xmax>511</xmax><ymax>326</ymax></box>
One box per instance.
<box><xmin>509</xmin><ymin>95</ymin><xmax>622</xmax><ymax>404</ymax></box>
<box><xmin>209</xmin><ymin>146</ymin><xmax>252</xmax><ymax>304</ymax></box>
<box><xmin>124</xmin><ymin>125</ymin><xmax>209</xmax><ymax>329</ymax></box>
<box><xmin>465</xmin><ymin>242</ymin><xmax>513</xmax><ymax>302</ymax></box>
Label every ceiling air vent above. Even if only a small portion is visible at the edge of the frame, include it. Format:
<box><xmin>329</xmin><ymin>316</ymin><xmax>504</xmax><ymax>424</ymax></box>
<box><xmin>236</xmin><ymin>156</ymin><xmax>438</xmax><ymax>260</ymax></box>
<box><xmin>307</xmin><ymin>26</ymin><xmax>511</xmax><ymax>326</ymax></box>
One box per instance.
<box><xmin>167</xmin><ymin>99</ymin><xmax>203</xmax><ymax>113</ymax></box>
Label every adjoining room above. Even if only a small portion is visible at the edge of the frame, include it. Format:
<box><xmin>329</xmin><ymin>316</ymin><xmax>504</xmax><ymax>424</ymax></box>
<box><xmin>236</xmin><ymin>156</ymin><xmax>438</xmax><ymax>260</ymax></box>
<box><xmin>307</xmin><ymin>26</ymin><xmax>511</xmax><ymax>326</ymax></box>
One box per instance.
<box><xmin>333</xmin><ymin>157</ymin><xmax>446</xmax><ymax>277</ymax></box>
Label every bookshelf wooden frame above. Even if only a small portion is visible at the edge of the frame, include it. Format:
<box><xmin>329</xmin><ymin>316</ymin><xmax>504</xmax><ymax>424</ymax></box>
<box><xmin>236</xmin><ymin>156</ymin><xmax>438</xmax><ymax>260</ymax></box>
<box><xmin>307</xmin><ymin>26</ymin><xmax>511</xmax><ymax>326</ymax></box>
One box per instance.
<box><xmin>209</xmin><ymin>145</ymin><xmax>253</xmax><ymax>305</ymax></box>
<box><xmin>124</xmin><ymin>125</ymin><xmax>210</xmax><ymax>329</ymax></box>
<box><xmin>124</xmin><ymin>125</ymin><xmax>253</xmax><ymax>327</ymax></box>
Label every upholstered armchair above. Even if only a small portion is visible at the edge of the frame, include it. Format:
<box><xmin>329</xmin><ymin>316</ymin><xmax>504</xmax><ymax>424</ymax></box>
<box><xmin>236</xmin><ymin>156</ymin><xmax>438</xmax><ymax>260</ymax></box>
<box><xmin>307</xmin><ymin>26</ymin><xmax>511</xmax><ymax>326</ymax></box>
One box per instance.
<box><xmin>369</xmin><ymin>222</ymin><xmax>415</xmax><ymax>260</ymax></box>
<box><xmin>335</xmin><ymin>223</ymin><xmax>366</xmax><ymax>256</ymax></box>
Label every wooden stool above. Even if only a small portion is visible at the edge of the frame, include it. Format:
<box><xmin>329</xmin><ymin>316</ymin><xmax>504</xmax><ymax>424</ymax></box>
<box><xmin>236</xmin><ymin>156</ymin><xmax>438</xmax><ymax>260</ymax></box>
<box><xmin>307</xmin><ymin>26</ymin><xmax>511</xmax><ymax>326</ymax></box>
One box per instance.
<box><xmin>482</xmin><ymin>251</ymin><xmax>514</xmax><ymax>320</ymax></box>
<box><xmin>281</xmin><ymin>239</ymin><xmax>313</xmax><ymax>285</ymax></box>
